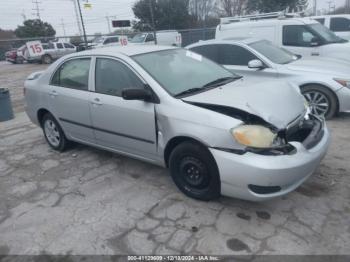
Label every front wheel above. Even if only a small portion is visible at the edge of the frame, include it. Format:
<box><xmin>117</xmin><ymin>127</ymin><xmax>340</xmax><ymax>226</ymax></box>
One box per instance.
<box><xmin>301</xmin><ymin>85</ymin><xmax>338</xmax><ymax>120</ymax></box>
<box><xmin>169</xmin><ymin>141</ymin><xmax>221</xmax><ymax>201</ymax></box>
<box><xmin>42</xmin><ymin>113</ymin><xmax>69</xmax><ymax>152</ymax></box>
<box><xmin>42</xmin><ymin>54</ymin><xmax>53</xmax><ymax>64</ymax></box>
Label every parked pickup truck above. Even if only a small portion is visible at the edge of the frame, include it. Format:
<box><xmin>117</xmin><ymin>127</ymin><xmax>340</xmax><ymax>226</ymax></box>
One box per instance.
<box><xmin>26</xmin><ymin>42</ymin><xmax>77</xmax><ymax>64</ymax></box>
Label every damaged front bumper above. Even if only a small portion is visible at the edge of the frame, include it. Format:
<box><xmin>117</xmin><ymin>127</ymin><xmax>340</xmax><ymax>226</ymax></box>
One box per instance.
<box><xmin>210</xmin><ymin>119</ymin><xmax>330</xmax><ymax>201</ymax></box>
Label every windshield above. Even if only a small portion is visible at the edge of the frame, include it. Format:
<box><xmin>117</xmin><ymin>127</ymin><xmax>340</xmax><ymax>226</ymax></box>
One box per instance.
<box><xmin>249</xmin><ymin>40</ymin><xmax>297</xmax><ymax>64</ymax></box>
<box><xmin>131</xmin><ymin>33</ymin><xmax>147</xmax><ymax>43</ymax></box>
<box><xmin>132</xmin><ymin>49</ymin><xmax>238</xmax><ymax>96</ymax></box>
<box><xmin>307</xmin><ymin>23</ymin><xmax>347</xmax><ymax>44</ymax></box>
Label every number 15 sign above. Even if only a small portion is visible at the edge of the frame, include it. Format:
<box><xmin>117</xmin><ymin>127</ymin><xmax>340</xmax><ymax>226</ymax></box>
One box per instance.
<box><xmin>26</xmin><ymin>41</ymin><xmax>44</xmax><ymax>57</ymax></box>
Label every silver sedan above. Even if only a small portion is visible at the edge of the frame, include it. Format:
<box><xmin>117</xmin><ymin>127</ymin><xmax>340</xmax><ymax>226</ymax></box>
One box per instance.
<box><xmin>187</xmin><ymin>38</ymin><xmax>350</xmax><ymax>119</ymax></box>
<box><xmin>24</xmin><ymin>46</ymin><xmax>330</xmax><ymax>201</ymax></box>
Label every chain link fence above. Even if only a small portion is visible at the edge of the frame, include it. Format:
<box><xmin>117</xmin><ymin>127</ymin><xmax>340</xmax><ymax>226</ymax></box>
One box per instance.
<box><xmin>0</xmin><ymin>27</ymin><xmax>215</xmax><ymax>63</ymax></box>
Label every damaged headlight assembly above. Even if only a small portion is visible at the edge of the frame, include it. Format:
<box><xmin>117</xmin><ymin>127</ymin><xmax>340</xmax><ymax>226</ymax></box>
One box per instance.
<box><xmin>230</xmin><ymin>125</ymin><xmax>295</xmax><ymax>156</ymax></box>
<box><xmin>231</xmin><ymin>125</ymin><xmax>277</xmax><ymax>148</ymax></box>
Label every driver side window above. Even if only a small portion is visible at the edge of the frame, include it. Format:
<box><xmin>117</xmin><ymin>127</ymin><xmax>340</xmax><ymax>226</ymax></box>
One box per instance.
<box><xmin>145</xmin><ymin>34</ymin><xmax>155</xmax><ymax>42</ymax></box>
<box><xmin>283</xmin><ymin>25</ymin><xmax>317</xmax><ymax>47</ymax></box>
<box><xmin>95</xmin><ymin>58</ymin><xmax>144</xmax><ymax>97</ymax></box>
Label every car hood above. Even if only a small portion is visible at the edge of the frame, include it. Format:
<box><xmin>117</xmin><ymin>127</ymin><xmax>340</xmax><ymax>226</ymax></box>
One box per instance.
<box><xmin>286</xmin><ymin>57</ymin><xmax>350</xmax><ymax>76</ymax></box>
<box><xmin>182</xmin><ymin>80</ymin><xmax>305</xmax><ymax>129</ymax></box>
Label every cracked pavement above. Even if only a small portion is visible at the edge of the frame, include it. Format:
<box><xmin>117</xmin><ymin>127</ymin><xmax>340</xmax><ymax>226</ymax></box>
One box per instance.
<box><xmin>0</xmin><ymin>62</ymin><xmax>349</xmax><ymax>256</ymax></box>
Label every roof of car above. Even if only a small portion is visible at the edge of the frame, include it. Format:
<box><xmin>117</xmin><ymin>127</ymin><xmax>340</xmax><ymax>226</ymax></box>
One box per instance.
<box><xmin>219</xmin><ymin>17</ymin><xmax>318</xmax><ymax>29</ymax></box>
<box><xmin>187</xmin><ymin>38</ymin><xmax>261</xmax><ymax>48</ymax></box>
<box><xmin>75</xmin><ymin>45</ymin><xmax>177</xmax><ymax>57</ymax></box>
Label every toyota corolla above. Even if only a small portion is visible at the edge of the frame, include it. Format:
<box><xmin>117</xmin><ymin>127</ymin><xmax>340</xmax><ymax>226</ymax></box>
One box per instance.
<box><xmin>24</xmin><ymin>46</ymin><xmax>330</xmax><ymax>201</ymax></box>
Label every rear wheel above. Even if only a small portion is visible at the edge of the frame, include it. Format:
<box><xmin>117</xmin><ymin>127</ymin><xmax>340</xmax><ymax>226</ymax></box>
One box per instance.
<box><xmin>169</xmin><ymin>141</ymin><xmax>220</xmax><ymax>201</ymax></box>
<box><xmin>301</xmin><ymin>85</ymin><xmax>338</xmax><ymax>120</ymax></box>
<box><xmin>42</xmin><ymin>113</ymin><xmax>69</xmax><ymax>152</ymax></box>
<box><xmin>42</xmin><ymin>54</ymin><xmax>53</xmax><ymax>64</ymax></box>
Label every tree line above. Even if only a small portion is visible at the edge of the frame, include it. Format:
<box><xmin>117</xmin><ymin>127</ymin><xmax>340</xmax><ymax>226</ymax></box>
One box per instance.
<box><xmin>132</xmin><ymin>0</ymin><xmax>309</xmax><ymax>30</ymax></box>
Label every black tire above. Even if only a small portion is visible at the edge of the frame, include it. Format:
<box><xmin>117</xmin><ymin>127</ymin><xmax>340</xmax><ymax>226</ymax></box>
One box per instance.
<box><xmin>301</xmin><ymin>85</ymin><xmax>338</xmax><ymax>120</ymax></box>
<box><xmin>169</xmin><ymin>141</ymin><xmax>221</xmax><ymax>201</ymax></box>
<box><xmin>42</xmin><ymin>54</ymin><xmax>53</xmax><ymax>64</ymax></box>
<box><xmin>15</xmin><ymin>57</ymin><xmax>24</xmax><ymax>64</ymax></box>
<box><xmin>41</xmin><ymin>113</ymin><xmax>69</xmax><ymax>152</ymax></box>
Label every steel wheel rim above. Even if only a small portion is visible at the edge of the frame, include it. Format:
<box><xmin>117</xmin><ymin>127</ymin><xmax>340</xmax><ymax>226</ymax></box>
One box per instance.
<box><xmin>304</xmin><ymin>91</ymin><xmax>329</xmax><ymax>117</ymax></box>
<box><xmin>179</xmin><ymin>157</ymin><xmax>209</xmax><ymax>189</ymax></box>
<box><xmin>44</xmin><ymin>120</ymin><xmax>60</xmax><ymax>147</ymax></box>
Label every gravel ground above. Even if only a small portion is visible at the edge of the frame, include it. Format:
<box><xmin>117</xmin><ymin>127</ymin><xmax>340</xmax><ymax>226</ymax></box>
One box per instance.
<box><xmin>0</xmin><ymin>62</ymin><xmax>349</xmax><ymax>256</ymax></box>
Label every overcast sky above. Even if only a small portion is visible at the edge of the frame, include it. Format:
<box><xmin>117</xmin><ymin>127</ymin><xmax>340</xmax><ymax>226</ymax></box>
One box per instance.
<box><xmin>0</xmin><ymin>0</ymin><xmax>347</xmax><ymax>36</ymax></box>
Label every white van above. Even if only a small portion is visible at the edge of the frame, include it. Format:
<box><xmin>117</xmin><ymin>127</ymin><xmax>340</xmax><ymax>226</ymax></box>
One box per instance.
<box><xmin>311</xmin><ymin>14</ymin><xmax>350</xmax><ymax>40</ymax></box>
<box><xmin>130</xmin><ymin>30</ymin><xmax>182</xmax><ymax>47</ymax></box>
<box><xmin>216</xmin><ymin>13</ymin><xmax>350</xmax><ymax>62</ymax></box>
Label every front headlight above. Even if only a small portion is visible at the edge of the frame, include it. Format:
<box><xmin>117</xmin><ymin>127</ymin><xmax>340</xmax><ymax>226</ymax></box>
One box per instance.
<box><xmin>334</xmin><ymin>78</ymin><xmax>350</xmax><ymax>88</ymax></box>
<box><xmin>231</xmin><ymin>125</ymin><xmax>277</xmax><ymax>148</ymax></box>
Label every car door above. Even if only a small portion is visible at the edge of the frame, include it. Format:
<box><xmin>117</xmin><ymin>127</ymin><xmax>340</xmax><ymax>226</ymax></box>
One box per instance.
<box><xmin>90</xmin><ymin>57</ymin><xmax>157</xmax><ymax>159</ymax></box>
<box><xmin>281</xmin><ymin>24</ymin><xmax>322</xmax><ymax>57</ymax></box>
<box><xmin>145</xmin><ymin>33</ymin><xmax>155</xmax><ymax>45</ymax></box>
<box><xmin>63</xmin><ymin>43</ymin><xmax>76</xmax><ymax>55</ymax></box>
<box><xmin>55</xmin><ymin>43</ymin><xmax>66</xmax><ymax>58</ymax></box>
<box><xmin>49</xmin><ymin>57</ymin><xmax>95</xmax><ymax>143</ymax></box>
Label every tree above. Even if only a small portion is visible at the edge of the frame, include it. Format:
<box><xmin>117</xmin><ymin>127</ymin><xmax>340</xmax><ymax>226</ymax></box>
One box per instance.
<box><xmin>133</xmin><ymin>0</ymin><xmax>193</xmax><ymax>31</ymax></box>
<box><xmin>246</xmin><ymin>0</ymin><xmax>308</xmax><ymax>13</ymax></box>
<box><xmin>15</xmin><ymin>19</ymin><xmax>56</xmax><ymax>38</ymax></box>
<box><xmin>220</xmin><ymin>0</ymin><xmax>247</xmax><ymax>16</ymax></box>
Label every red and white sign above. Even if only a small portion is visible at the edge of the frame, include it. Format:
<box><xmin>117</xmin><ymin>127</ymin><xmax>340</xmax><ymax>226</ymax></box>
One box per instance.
<box><xmin>26</xmin><ymin>41</ymin><xmax>44</xmax><ymax>57</ymax></box>
<box><xmin>119</xmin><ymin>36</ymin><xmax>128</xmax><ymax>46</ymax></box>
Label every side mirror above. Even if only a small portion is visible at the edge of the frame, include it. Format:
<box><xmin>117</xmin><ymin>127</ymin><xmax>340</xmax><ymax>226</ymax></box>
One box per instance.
<box><xmin>310</xmin><ymin>37</ymin><xmax>321</xmax><ymax>47</ymax></box>
<box><xmin>248</xmin><ymin>59</ymin><xmax>265</xmax><ymax>70</ymax></box>
<box><xmin>122</xmin><ymin>88</ymin><xmax>153</xmax><ymax>102</ymax></box>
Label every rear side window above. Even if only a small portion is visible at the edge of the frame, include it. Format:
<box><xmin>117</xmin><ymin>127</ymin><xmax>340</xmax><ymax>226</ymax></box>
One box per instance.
<box><xmin>330</xmin><ymin>17</ymin><xmax>350</xmax><ymax>32</ymax></box>
<box><xmin>315</xmin><ymin>18</ymin><xmax>325</xmax><ymax>25</ymax></box>
<box><xmin>56</xmin><ymin>43</ymin><xmax>64</xmax><ymax>49</ymax></box>
<box><xmin>283</xmin><ymin>25</ymin><xmax>315</xmax><ymax>47</ymax></box>
<box><xmin>190</xmin><ymin>45</ymin><xmax>220</xmax><ymax>63</ymax></box>
<box><xmin>104</xmin><ymin>37</ymin><xmax>119</xmax><ymax>44</ymax></box>
<box><xmin>218</xmin><ymin>44</ymin><xmax>257</xmax><ymax>66</ymax></box>
<box><xmin>64</xmin><ymin>43</ymin><xmax>75</xmax><ymax>49</ymax></box>
<box><xmin>95</xmin><ymin>58</ymin><xmax>144</xmax><ymax>97</ymax></box>
<box><xmin>51</xmin><ymin>58</ymin><xmax>91</xmax><ymax>91</ymax></box>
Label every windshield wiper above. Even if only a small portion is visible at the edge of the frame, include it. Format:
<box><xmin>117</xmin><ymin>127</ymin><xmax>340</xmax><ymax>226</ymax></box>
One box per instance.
<box><xmin>202</xmin><ymin>76</ymin><xmax>242</xmax><ymax>88</ymax></box>
<box><xmin>174</xmin><ymin>76</ymin><xmax>242</xmax><ymax>98</ymax></box>
<box><xmin>174</xmin><ymin>87</ymin><xmax>205</xmax><ymax>98</ymax></box>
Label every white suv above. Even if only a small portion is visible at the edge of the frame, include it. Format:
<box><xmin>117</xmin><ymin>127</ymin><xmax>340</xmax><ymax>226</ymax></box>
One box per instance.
<box><xmin>312</xmin><ymin>14</ymin><xmax>350</xmax><ymax>40</ymax></box>
<box><xmin>216</xmin><ymin>16</ymin><xmax>350</xmax><ymax>62</ymax></box>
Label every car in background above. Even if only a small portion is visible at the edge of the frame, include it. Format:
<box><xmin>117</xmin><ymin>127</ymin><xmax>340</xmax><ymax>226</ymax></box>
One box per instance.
<box><xmin>25</xmin><ymin>42</ymin><xmax>77</xmax><ymax>64</ymax></box>
<box><xmin>130</xmin><ymin>30</ymin><xmax>182</xmax><ymax>47</ymax></box>
<box><xmin>187</xmin><ymin>38</ymin><xmax>350</xmax><ymax>119</ymax></box>
<box><xmin>5</xmin><ymin>45</ymin><xmax>26</xmax><ymax>64</ymax></box>
<box><xmin>312</xmin><ymin>14</ymin><xmax>350</xmax><ymax>40</ymax></box>
<box><xmin>24</xmin><ymin>46</ymin><xmax>329</xmax><ymax>201</ymax></box>
<box><xmin>216</xmin><ymin>14</ymin><xmax>350</xmax><ymax>62</ymax></box>
<box><xmin>89</xmin><ymin>35</ymin><xmax>127</xmax><ymax>49</ymax></box>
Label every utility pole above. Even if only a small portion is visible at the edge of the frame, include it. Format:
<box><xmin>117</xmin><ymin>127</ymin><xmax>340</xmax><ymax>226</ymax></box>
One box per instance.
<box><xmin>32</xmin><ymin>0</ymin><xmax>43</xmax><ymax>20</ymax></box>
<box><xmin>106</xmin><ymin>14</ymin><xmax>111</xmax><ymax>33</ymax></box>
<box><xmin>72</xmin><ymin>0</ymin><xmax>83</xmax><ymax>36</ymax></box>
<box><xmin>313</xmin><ymin>0</ymin><xmax>317</xmax><ymax>15</ymax></box>
<box><xmin>149</xmin><ymin>0</ymin><xmax>157</xmax><ymax>44</ymax></box>
<box><xmin>21</xmin><ymin>9</ymin><xmax>27</xmax><ymax>21</ymax></box>
<box><xmin>61</xmin><ymin>19</ymin><xmax>67</xmax><ymax>37</ymax></box>
<box><xmin>76</xmin><ymin>0</ymin><xmax>88</xmax><ymax>48</ymax></box>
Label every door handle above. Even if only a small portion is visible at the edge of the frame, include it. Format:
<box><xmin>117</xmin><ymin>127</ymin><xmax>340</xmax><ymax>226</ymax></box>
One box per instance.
<box><xmin>91</xmin><ymin>97</ymin><xmax>103</xmax><ymax>106</ymax></box>
<box><xmin>49</xmin><ymin>90</ymin><xmax>58</xmax><ymax>97</ymax></box>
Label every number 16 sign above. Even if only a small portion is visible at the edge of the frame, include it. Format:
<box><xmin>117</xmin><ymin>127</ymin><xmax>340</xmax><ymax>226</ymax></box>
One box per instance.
<box><xmin>26</xmin><ymin>41</ymin><xmax>44</xmax><ymax>57</ymax></box>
